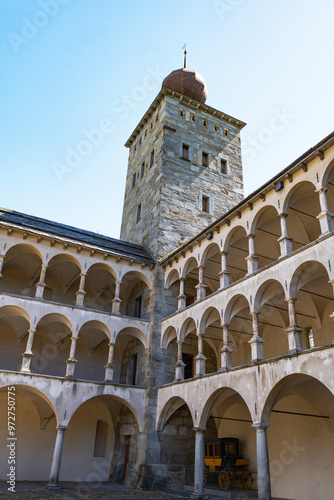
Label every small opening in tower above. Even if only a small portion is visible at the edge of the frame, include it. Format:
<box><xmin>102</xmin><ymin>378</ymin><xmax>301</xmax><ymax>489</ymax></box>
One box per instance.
<box><xmin>140</xmin><ymin>162</ymin><xmax>145</xmax><ymax>179</ymax></box>
<box><xmin>150</xmin><ymin>149</ymin><xmax>155</xmax><ymax>167</ymax></box>
<box><xmin>224</xmin><ymin>128</ymin><xmax>229</xmax><ymax>137</ymax></box>
<box><xmin>221</xmin><ymin>159</ymin><xmax>227</xmax><ymax>174</ymax></box>
<box><xmin>202</xmin><ymin>152</ymin><xmax>209</xmax><ymax>167</ymax></box>
<box><xmin>191</xmin><ymin>114</ymin><xmax>196</xmax><ymax>122</ymax></box>
<box><xmin>182</xmin><ymin>143</ymin><xmax>189</xmax><ymax>160</ymax></box>
<box><xmin>179</xmin><ymin>109</ymin><xmax>185</xmax><ymax>117</ymax></box>
<box><xmin>132</xmin><ymin>173</ymin><xmax>136</xmax><ymax>189</ymax></box>
<box><xmin>203</xmin><ymin>119</ymin><xmax>208</xmax><ymax>127</ymax></box>
<box><xmin>202</xmin><ymin>195</ymin><xmax>209</xmax><ymax>213</ymax></box>
<box><xmin>214</xmin><ymin>124</ymin><xmax>219</xmax><ymax>133</ymax></box>
<box><xmin>136</xmin><ymin>204</ymin><xmax>141</xmax><ymax>223</ymax></box>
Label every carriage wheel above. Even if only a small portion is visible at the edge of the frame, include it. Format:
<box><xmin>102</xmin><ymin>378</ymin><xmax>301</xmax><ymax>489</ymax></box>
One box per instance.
<box><xmin>241</xmin><ymin>471</ymin><xmax>252</xmax><ymax>490</ymax></box>
<box><xmin>218</xmin><ymin>470</ymin><xmax>230</xmax><ymax>490</ymax></box>
<box><xmin>204</xmin><ymin>467</ymin><xmax>207</xmax><ymax>485</ymax></box>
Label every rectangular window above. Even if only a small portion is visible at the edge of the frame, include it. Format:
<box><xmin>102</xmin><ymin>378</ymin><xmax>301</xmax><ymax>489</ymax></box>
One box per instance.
<box><xmin>202</xmin><ymin>195</ymin><xmax>209</xmax><ymax>213</ymax></box>
<box><xmin>150</xmin><ymin>149</ymin><xmax>155</xmax><ymax>167</ymax></box>
<box><xmin>140</xmin><ymin>162</ymin><xmax>145</xmax><ymax>178</ymax></box>
<box><xmin>94</xmin><ymin>420</ymin><xmax>108</xmax><ymax>457</ymax></box>
<box><xmin>134</xmin><ymin>295</ymin><xmax>142</xmax><ymax>318</ymax></box>
<box><xmin>307</xmin><ymin>327</ymin><xmax>314</xmax><ymax>348</ymax></box>
<box><xmin>136</xmin><ymin>204</ymin><xmax>141</xmax><ymax>223</ymax></box>
<box><xmin>132</xmin><ymin>173</ymin><xmax>136</xmax><ymax>189</ymax></box>
<box><xmin>221</xmin><ymin>159</ymin><xmax>227</xmax><ymax>174</ymax></box>
<box><xmin>202</xmin><ymin>152</ymin><xmax>209</xmax><ymax>167</ymax></box>
<box><xmin>182</xmin><ymin>143</ymin><xmax>189</xmax><ymax>160</ymax></box>
<box><xmin>128</xmin><ymin>354</ymin><xmax>138</xmax><ymax>385</ymax></box>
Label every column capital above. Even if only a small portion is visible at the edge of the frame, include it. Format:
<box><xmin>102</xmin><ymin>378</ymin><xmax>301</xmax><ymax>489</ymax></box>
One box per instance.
<box><xmin>56</xmin><ymin>425</ymin><xmax>67</xmax><ymax>431</ymax></box>
<box><xmin>193</xmin><ymin>426</ymin><xmax>206</xmax><ymax>433</ymax></box>
<box><xmin>252</xmin><ymin>423</ymin><xmax>269</xmax><ymax>430</ymax></box>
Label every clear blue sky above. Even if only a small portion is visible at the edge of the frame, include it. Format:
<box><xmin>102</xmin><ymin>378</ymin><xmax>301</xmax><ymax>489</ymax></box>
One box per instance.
<box><xmin>1</xmin><ymin>0</ymin><xmax>334</xmax><ymax>239</ymax></box>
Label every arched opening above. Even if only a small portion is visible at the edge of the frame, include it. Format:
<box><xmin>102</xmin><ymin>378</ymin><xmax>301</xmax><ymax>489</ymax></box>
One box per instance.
<box><xmin>121</xmin><ymin>271</ymin><xmax>151</xmax><ymax>320</ymax></box>
<box><xmin>285</xmin><ymin>182</ymin><xmax>321</xmax><ymax>250</ymax></box>
<box><xmin>76</xmin><ymin>321</ymin><xmax>110</xmax><ymax>382</ymax></box>
<box><xmin>161</xmin><ymin>326</ymin><xmax>178</xmax><ymax>384</ymax></box>
<box><xmin>262</xmin><ymin>374</ymin><xmax>334</xmax><ymax>500</ymax></box>
<box><xmin>290</xmin><ymin>261</ymin><xmax>334</xmax><ymax>349</ymax></box>
<box><xmin>225</xmin><ymin>227</ymin><xmax>248</xmax><ymax>284</ymax></box>
<box><xmin>32</xmin><ymin>313</ymin><xmax>72</xmax><ymax>377</ymax></box>
<box><xmin>164</xmin><ymin>268</ymin><xmax>180</xmax><ymax>315</ymax></box>
<box><xmin>252</xmin><ymin>206</ymin><xmax>280</xmax><ymax>269</ymax></box>
<box><xmin>44</xmin><ymin>254</ymin><xmax>81</xmax><ymax>306</ymax></box>
<box><xmin>0</xmin><ymin>244</ymin><xmax>42</xmax><ymax>297</ymax></box>
<box><xmin>255</xmin><ymin>280</ymin><xmax>288</xmax><ymax>359</ymax></box>
<box><xmin>324</xmin><ymin>161</ymin><xmax>334</xmax><ymax>214</ymax></box>
<box><xmin>182</xmin><ymin>257</ymin><xmax>199</xmax><ymax>306</ymax></box>
<box><xmin>0</xmin><ymin>385</ymin><xmax>56</xmax><ymax>480</ymax></box>
<box><xmin>117</xmin><ymin>328</ymin><xmax>147</xmax><ymax>386</ymax></box>
<box><xmin>0</xmin><ymin>305</ymin><xmax>30</xmax><ymax>371</ymax></box>
<box><xmin>202</xmin><ymin>243</ymin><xmax>221</xmax><ymax>295</ymax></box>
<box><xmin>201</xmin><ymin>388</ymin><xmax>255</xmax><ymax>491</ymax></box>
<box><xmin>200</xmin><ymin>307</ymin><xmax>222</xmax><ymax>374</ymax></box>
<box><xmin>225</xmin><ymin>295</ymin><xmax>252</xmax><ymax>367</ymax></box>
<box><xmin>85</xmin><ymin>263</ymin><xmax>116</xmax><ymax>313</ymax></box>
<box><xmin>158</xmin><ymin>398</ymin><xmax>195</xmax><ymax>487</ymax></box>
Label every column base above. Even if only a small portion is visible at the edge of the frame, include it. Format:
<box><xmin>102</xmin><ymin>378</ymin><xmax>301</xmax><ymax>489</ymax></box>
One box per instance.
<box><xmin>46</xmin><ymin>483</ymin><xmax>60</xmax><ymax>490</ymax></box>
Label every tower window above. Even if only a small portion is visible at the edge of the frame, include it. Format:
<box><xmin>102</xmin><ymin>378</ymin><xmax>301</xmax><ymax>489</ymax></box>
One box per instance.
<box><xmin>202</xmin><ymin>152</ymin><xmax>209</xmax><ymax>167</ymax></box>
<box><xmin>136</xmin><ymin>204</ymin><xmax>141</xmax><ymax>223</ymax></box>
<box><xmin>224</xmin><ymin>129</ymin><xmax>229</xmax><ymax>137</ymax></box>
<box><xmin>182</xmin><ymin>143</ymin><xmax>189</xmax><ymax>160</ymax></box>
<box><xmin>150</xmin><ymin>149</ymin><xmax>155</xmax><ymax>167</ymax></box>
<box><xmin>140</xmin><ymin>162</ymin><xmax>145</xmax><ymax>179</ymax></box>
<box><xmin>134</xmin><ymin>296</ymin><xmax>142</xmax><ymax>319</ymax></box>
<box><xmin>191</xmin><ymin>114</ymin><xmax>196</xmax><ymax>122</ymax></box>
<box><xmin>221</xmin><ymin>159</ymin><xmax>227</xmax><ymax>174</ymax></box>
<box><xmin>203</xmin><ymin>119</ymin><xmax>208</xmax><ymax>127</ymax></box>
<box><xmin>214</xmin><ymin>124</ymin><xmax>219</xmax><ymax>133</ymax></box>
<box><xmin>179</xmin><ymin>109</ymin><xmax>185</xmax><ymax>117</ymax></box>
<box><xmin>202</xmin><ymin>196</ymin><xmax>209</xmax><ymax>213</ymax></box>
<box><xmin>132</xmin><ymin>173</ymin><xmax>136</xmax><ymax>189</ymax></box>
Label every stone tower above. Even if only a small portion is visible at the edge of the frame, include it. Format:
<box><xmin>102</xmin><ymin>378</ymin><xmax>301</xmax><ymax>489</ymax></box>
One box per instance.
<box><xmin>120</xmin><ymin>66</ymin><xmax>245</xmax><ymax>260</ymax></box>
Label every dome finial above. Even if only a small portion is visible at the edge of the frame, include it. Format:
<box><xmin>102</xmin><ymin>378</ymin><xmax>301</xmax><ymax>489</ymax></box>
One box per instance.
<box><xmin>182</xmin><ymin>43</ymin><xmax>187</xmax><ymax>69</ymax></box>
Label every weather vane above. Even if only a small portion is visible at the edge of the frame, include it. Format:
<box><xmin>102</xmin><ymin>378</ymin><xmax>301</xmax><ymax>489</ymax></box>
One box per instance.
<box><xmin>182</xmin><ymin>43</ymin><xmax>187</xmax><ymax>68</ymax></box>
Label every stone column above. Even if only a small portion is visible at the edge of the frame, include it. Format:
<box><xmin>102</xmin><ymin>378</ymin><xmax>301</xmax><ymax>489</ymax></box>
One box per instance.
<box><xmin>246</xmin><ymin>234</ymin><xmax>259</xmax><ymax>274</ymax></box>
<box><xmin>249</xmin><ymin>312</ymin><xmax>264</xmax><ymax>362</ymax></box>
<box><xmin>75</xmin><ymin>273</ymin><xmax>86</xmax><ymax>306</ymax></box>
<box><xmin>316</xmin><ymin>187</ymin><xmax>334</xmax><ymax>235</ymax></box>
<box><xmin>191</xmin><ymin>427</ymin><xmax>207</xmax><ymax>499</ymax></box>
<box><xmin>0</xmin><ymin>254</ymin><xmax>5</xmax><ymax>278</ymax></box>
<box><xmin>253</xmin><ymin>424</ymin><xmax>271</xmax><ymax>500</ymax></box>
<box><xmin>285</xmin><ymin>298</ymin><xmax>302</xmax><ymax>354</ymax></box>
<box><xmin>47</xmin><ymin>426</ymin><xmax>67</xmax><ymax>489</ymax></box>
<box><xmin>65</xmin><ymin>336</ymin><xmax>78</xmax><ymax>378</ymax></box>
<box><xmin>112</xmin><ymin>280</ymin><xmax>122</xmax><ymax>314</ymax></box>
<box><xmin>195</xmin><ymin>332</ymin><xmax>206</xmax><ymax>377</ymax></box>
<box><xmin>195</xmin><ymin>266</ymin><xmax>207</xmax><ymax>301</ymax></box>
<box><xmin>35</xmin><ymin>264</ymin><xmax>48</xmax><ymax>298</ymax></box>
<box><xmin>21</xmin><ymin>328</ymin><xmax>36</xmax><ymax>373</ymax></box>
<box><xmin>219</xmin><ymin>324</ymin><xmax>233</xmax><ymax>371</ymax></box>
<box><xmin>104</xmin><ymin>342</ymin><xmax>115</xmax><ymax>382</ymax></box>
<box><xmin>178</xmin><ymin>278</ymin><xmax>187</xmax><ymax>309</ymax></box>
<box><xmin>175</xmin><ymin>340</ymin><xmax>185</xmax><ymax>381</ymax></box>
<box><xmin>278</xmin><ymin>213</ymin><xmax>293</xmax><ymax>257</ymax></box>
<box><xmin>218</xmin><ymin>251</ymin><xmax>230</xmax><ymax>289</ymax></box>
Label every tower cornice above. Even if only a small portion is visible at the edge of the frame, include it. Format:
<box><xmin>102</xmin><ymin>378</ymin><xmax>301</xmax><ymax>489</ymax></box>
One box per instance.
<box><xmin>124</xmin><ymin>87</ymin><xmax>246</xmax><ymax>148</ymax></box>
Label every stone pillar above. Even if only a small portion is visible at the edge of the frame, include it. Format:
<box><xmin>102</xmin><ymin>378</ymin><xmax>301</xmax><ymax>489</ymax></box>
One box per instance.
<box><xmin>75</xmin><ymin>273</ymin><xmax>86</xmax><ymax>306</ymax></box>
<box><xmin>175</xmin><ymin>340</ymin><xmax>185</xmax><ymax>381</ymax></box>
<box><xmin>104</xmin><ymin>342</ymin><xmax>115</xmax><ymax>382</ymax></box>
<box><xmin>253</xmin><ymin>424</ymin><xmax>271</xmax><ymax>500</ymax></box>
<box><xmin>21</xmin><ymin>328</ymin><xmax>36</xmax><ymax>373</ymax></box>
<box><xmin>112</xmin><ymin>280</ymin><xmax>122</xmax><ymax>314</ymax></box>
<box><xmin>219</xmin><ymin>324</ymin><xmax>233</xmax><ymax>371</ymax></box>
<box><xmin>246</xmin><ymin>234</ymin><xmax>259</xmax><ymax>274</ymax></box>
<box><xmin>218</xmin><ymin>251</ymin><xmax>230</xmax><ymax>289</ymax></box>
<box><xmin>178</xmin><ymin>278</ymin><xmax>187</xmax><ymax>309</ymax></box>
<box><xmin>316</xmin><ymin>187</ymin><xmax>334</xmax><ymax>235</ymax></box>
<box><xmin>65</xmin><ymin>336</ymin><xmax>78</xmax><ymax>378</ymax></box>
<box><xmin>191</xmin><ymin>427</ymin><xmax>207</xmax><ymax>499</ymax></box>
<box><xmin>195</xmin><ymin>332</ymin><xmax>206</xmax><ymax>377</ymax></box>
<box><xmin>285</xmin><ymin>298</ymin><xmax>302</xmax><ymax>354</ymax></box>
<box><xmin>47</xmin><ymin>426</ymin><xmax>67</xmax><ymax>489</ymax></box>
<box><xmin>278</xmin><ymin>213</ymin><xmax>293</xmax><ymax>257</ymax></box>
<box><xmin>249</xmin><ymin>312</ymin><xmax>264</xmax><ymax>362</ymax></box>
<box><xmin>0</xmin><ymin>254</ymin><xmax>5</xmax><ymax>278</ymax></box>
<box><xmin>35</xmin><ymin>264</ymin><xmax>48</xmax><ymax>298</ymax></box>
<box><xmin>196</xmin><ymin>266</ymin><xmax>207</xmax><ymax>301</ymax></box>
